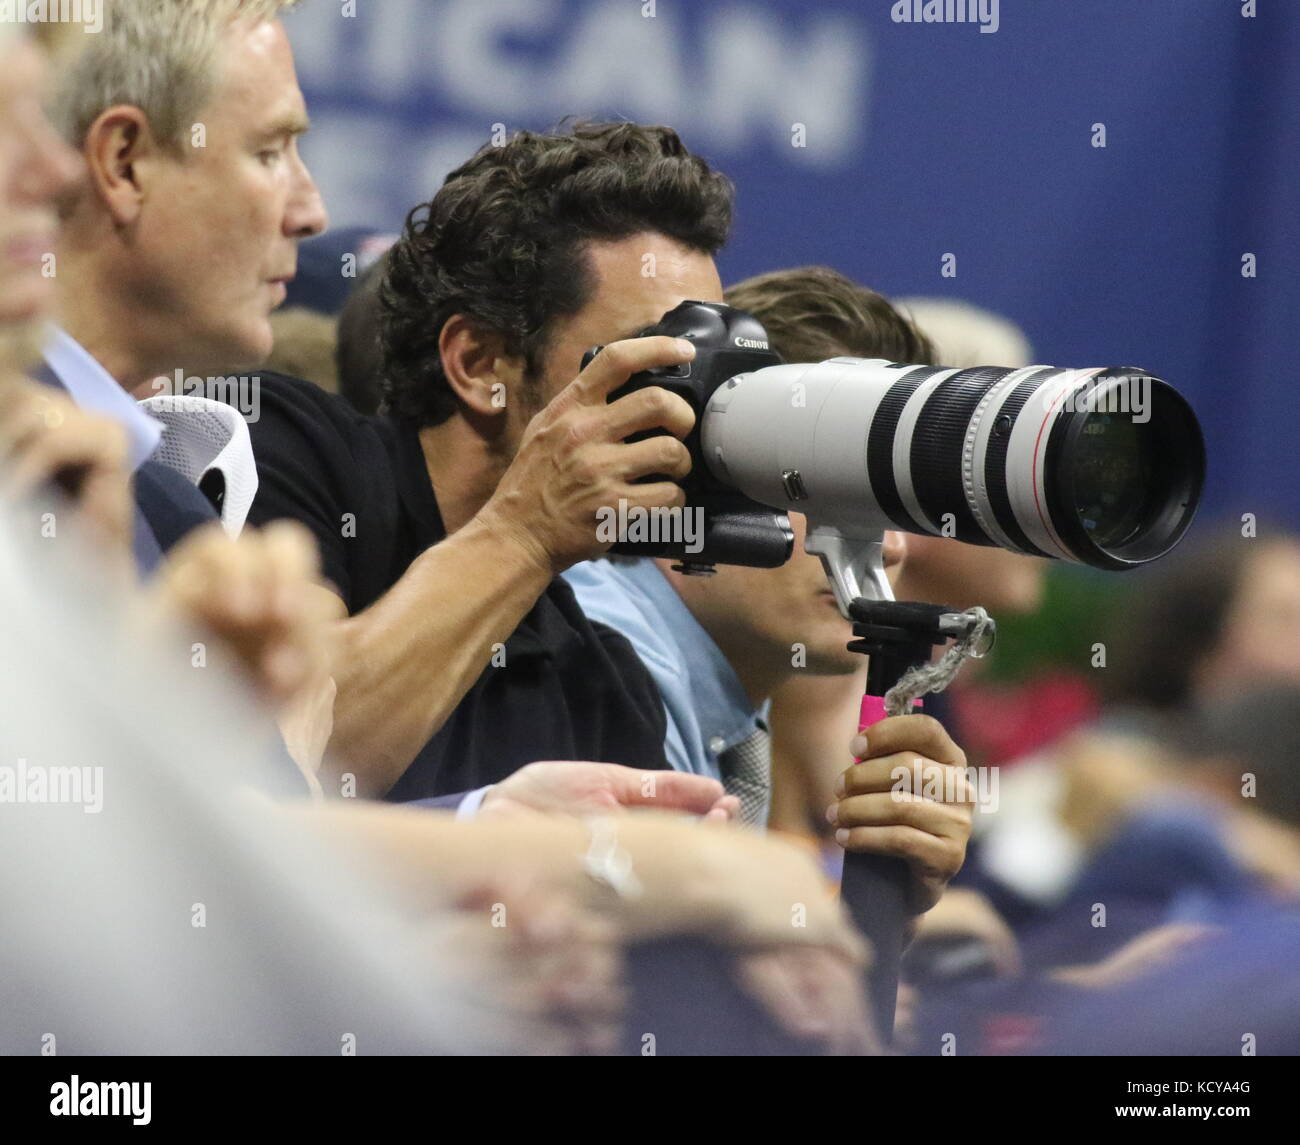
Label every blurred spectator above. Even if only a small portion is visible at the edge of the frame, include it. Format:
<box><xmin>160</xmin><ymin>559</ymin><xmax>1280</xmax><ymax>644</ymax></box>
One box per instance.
<box><xmin>334</xmin><ymin>252</ymin><xmax>388</xmax><ymax>414</ymax></box>
<box><xmin>973</xmin><ymin>524</ymin><xmax>1300</xmax><ymax>946</ymax></box>
<box><xmin>909</xmin><ymin>685</ymin><xmax>1300</xmax><ymax>1055</ymax></box>
<box><xmin>894</xmin><ymin>297</ymin><xmax>1033</xmax><ymax>375</ymax></box>
<box><xmin>266</xmin><ymin>306</ymin><xmax>340</xmax><ymax>393</ymax></box>
<box><xmin>283</xmin><ymin>225</ymin><xmax>396</xmax><ymax>315</ymax></box>
<box><xmin>1101</xmin><ymin>525</ymin><xmax>1300</xmax><ymax>731</ymax></box>
<box><xmin>1185</xmin><ymin>684</ymin><xmax>1300</xmax><ymax>899</ymax></box>
<box><xmin>270</xmin><ymin>228</ymin><xmax>396</xmax><ymax>406</ymax></box>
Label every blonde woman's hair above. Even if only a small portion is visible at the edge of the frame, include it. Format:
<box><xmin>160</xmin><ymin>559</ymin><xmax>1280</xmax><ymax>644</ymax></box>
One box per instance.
<box><xmin>50</xmin><ymin>0</ymin><xmax>301</xmax><ymax>154</ymax></box>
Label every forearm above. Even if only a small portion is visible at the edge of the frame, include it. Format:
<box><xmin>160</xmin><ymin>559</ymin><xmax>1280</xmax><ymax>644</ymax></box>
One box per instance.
<box><xmin>323</xmin><ymin>516</ymin><xmax>552</xmax><ymax>795</ymax></box>
<box><xmin>291</xmin><ymin>802</ymin><xmax>725</xmax><ymax>941</ymax></box>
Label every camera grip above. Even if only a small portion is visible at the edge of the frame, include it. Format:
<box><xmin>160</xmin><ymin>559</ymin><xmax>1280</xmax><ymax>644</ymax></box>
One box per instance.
<box><xmin>841</xmin><ymin>847</ymin><xmax>910</xmax><ymax>1044</ymax></box>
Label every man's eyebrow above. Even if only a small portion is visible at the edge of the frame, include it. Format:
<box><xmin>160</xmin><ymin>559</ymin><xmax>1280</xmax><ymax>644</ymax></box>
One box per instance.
<box><xmin>257</xmin><ymin>113</ymin><xmax>311</xmax><ymax>141</ymax></box>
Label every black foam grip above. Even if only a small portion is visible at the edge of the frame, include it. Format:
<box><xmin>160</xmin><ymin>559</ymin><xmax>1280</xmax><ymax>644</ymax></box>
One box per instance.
<box><xmin>840</xmin><ymin>849</ymin><xmax>909</xmax><ymax>1042</ymax></box>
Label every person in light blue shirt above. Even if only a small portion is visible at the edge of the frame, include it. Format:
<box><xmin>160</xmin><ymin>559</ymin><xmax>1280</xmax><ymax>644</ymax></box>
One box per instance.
<box><xmin>565</xmin><ymin>554</ymin><xmax>766</xmax><ymax>783</ymax></box>
<box><xmin>565</xmin><ymin>515</ymin><xmax>908</xmax><ymax>826</ymax></box>
<box><xmin>40</xmin><ymin>325</ymin><xmax>163</xmax><ymax>470</ymax></box>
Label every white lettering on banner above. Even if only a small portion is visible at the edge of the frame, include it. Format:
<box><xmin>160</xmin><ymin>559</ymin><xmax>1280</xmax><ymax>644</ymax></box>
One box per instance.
<box><xmin>290</xmin><ymin>0</ymin><xmax>871</xmax><ymax>222</ymax></box>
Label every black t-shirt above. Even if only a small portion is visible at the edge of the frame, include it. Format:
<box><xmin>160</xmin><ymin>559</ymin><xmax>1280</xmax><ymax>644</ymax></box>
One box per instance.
<box><xmin>238</xmin><ymin>373</ymin><xmax>670</xmax><ymax>799</ymax></box>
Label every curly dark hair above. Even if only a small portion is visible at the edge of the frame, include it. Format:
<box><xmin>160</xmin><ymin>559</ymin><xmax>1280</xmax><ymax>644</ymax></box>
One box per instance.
<box><xmin>380</xmin><ymin>121</ymin><xmax>735</xmax><ymax>427</ymax></box>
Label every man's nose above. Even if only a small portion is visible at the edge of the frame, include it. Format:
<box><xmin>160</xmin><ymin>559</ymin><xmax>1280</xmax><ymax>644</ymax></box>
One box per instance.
<box><xmin>284</xmin><ymin>152</ymin><xmax>328</xmax><ymax>240</ymax></box>
<box><xmin>882</xmin><ymin>529</ymin><xmax>908</xmax><ymax>571</ymax></box>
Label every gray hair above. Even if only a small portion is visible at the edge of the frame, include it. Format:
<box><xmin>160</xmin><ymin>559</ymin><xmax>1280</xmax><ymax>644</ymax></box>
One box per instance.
<box><xmin>50</xmin><ymin>0</ymin><xmax>301</xmax><ymax>153</ymax></box>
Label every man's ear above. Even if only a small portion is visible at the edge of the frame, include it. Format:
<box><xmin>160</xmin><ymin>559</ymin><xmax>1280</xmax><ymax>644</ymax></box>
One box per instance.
<box><xmin>438</xmin><ymin>314</ymin><xmax>525</xmax><ymax>418</ymax></box>
<box><xmin>82</xmin><ymin>105</ymin><xmax>159</xmax><ymax>227</ymax></box>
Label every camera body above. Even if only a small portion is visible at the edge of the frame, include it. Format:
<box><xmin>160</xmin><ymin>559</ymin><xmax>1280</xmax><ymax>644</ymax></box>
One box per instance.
<box><xmin>585</xmin><ymin>300</ymin><xmax>794</xmax><ymax>569</ymax></box>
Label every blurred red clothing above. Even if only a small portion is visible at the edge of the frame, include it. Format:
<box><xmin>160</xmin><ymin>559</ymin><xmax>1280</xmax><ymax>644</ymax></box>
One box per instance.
<box><xmin>952</xmin><ymin>671</ymin><xmax>1100</xmax><ymax>767</ymax></box>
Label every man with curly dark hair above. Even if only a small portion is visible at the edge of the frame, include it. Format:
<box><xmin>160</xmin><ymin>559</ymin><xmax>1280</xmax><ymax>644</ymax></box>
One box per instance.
<box><xmin>381</xmin><ymin>121</ymin><xmax>733</xmax><ymax>429</ymax></box>
<box><xmin>241</xmin><ymin>121</ymin><xmax>736</xmax><ymax>802</ymax></box>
